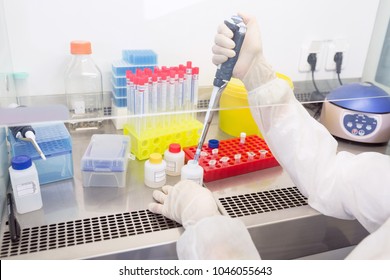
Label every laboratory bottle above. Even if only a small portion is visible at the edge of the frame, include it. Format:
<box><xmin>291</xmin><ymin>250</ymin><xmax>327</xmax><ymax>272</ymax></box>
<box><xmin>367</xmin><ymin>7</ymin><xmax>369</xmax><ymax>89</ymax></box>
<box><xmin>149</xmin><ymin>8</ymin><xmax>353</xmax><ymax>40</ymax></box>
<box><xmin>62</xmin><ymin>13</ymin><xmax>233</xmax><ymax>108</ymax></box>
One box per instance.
<box><xmin>144</xmin><ymin>153</ymin><xmax>167</xmax><ymax>188</ymax></box>
<box><xmin>64</xmin><ymin>40</ymin><xmax>103</xmax><ymax>130</ymax></box>
<box><xmin>181</xmin><ymin>159</ymin><xmax>203</xmax><ymax>186</ymax></box>
<box><xmin>164</xmin><ymin>143</ymin><xmax>185</xmax><ymax>176</ymax></box>
<box><xmin>9</xmin><ymin>155</ymin><xmax>42</xmax><ymax>214</ymax></box>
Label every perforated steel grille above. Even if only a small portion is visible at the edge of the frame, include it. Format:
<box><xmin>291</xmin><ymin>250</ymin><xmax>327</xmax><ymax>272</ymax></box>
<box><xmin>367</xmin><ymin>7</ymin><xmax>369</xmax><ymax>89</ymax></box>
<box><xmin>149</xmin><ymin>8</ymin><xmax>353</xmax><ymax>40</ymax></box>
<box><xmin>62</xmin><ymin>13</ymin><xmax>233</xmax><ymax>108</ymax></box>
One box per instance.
<box><xmin>219</xmin><ymin>186</ymin><xmax>308</xmax><ymax>218</ymax></box>
<box><xmin>294</xmin><ymin>92</ymin><xmax>314</xmax><ymax>102</ymax></box>
<box><xmin>0</xmin><ymin>210</ymin><xmax>180</xmax><ymax>259</ymax></box>
<box><xmin>294</xmin><ymin>91</ymin><xmax>330</xmax><ymax>103</ymax></box>
<box><xmin>1</xmin><ymin>187</ymin><xmax>307</xmax><ymax>258</ymax></box>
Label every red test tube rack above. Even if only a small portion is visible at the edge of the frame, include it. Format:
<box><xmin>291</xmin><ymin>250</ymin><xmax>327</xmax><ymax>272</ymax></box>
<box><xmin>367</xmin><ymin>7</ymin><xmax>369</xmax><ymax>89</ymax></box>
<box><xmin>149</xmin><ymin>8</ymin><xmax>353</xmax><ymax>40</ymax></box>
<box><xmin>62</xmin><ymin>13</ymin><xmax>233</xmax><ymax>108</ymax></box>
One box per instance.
<box><xmin>183</xmin><ymin>135</ymin><xmax>279</xmax><ymax>182</ymax></box>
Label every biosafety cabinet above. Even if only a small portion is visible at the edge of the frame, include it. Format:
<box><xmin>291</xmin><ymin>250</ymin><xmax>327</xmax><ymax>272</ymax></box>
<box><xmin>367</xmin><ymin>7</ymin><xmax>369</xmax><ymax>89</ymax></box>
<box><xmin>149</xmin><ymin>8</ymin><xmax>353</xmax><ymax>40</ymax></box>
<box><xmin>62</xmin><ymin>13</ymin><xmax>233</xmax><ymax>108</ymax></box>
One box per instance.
<box><xmin>1</xmin><ymin>0</ymin><xmax>389</xmax><ymax>260</ymax></box>
<box><xmin>0</xmin><ymin>0</ymin><xmax>13</xmax><ymax>227</ymax></box>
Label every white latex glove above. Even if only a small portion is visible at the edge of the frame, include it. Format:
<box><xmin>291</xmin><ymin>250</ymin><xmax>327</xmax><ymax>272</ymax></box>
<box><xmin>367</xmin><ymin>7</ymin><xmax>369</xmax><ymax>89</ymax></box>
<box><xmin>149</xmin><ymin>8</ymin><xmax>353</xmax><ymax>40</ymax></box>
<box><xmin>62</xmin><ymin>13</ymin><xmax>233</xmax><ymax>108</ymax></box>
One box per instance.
<box><xmin>212</xmin><ymin>12</ymin><xmax>276</xmax><ymax>91</ymax></box>
<box><xmin>148</xmin><ymin>180</ymin><xmax>220</xmax><ymax>228</ymax></box>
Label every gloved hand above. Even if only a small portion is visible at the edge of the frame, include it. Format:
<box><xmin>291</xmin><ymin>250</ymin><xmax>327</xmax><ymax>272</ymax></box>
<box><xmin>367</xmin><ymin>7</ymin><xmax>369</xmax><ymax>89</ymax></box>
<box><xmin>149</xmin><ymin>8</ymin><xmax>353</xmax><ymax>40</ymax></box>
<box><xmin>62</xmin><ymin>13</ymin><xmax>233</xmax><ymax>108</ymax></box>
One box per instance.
<box><xmin>148</xmin><ymin>180</ymin><xmax>220</xmax><ymax>228</ymax></box>
<box><xmin>212</xmin><ymin>12</ymin><xmax>276</xmax><ymax>91</ymax></box>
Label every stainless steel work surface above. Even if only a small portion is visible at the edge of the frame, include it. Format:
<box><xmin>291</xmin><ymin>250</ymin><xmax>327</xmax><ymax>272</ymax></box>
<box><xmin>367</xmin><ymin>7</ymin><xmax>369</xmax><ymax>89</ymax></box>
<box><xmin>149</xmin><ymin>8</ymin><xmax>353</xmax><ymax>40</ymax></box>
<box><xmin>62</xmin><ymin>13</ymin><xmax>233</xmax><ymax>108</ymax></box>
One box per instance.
<box><xmin>1</xmin><ymin>112</ymin><xmax>385</xmax><ymax>260</ymax></box>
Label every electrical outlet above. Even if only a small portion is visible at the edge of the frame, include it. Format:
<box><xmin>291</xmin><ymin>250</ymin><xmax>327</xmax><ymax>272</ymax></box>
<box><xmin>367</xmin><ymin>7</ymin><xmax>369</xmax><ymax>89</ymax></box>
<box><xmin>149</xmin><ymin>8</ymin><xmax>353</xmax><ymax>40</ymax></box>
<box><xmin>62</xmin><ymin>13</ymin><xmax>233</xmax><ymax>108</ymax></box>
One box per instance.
<box><xmin>325</xmin><ymin>39</ymin><xmax>349</xmax><ymax>71</ymax></box>
<box><xmin>298</xmin><ymin>41</ymin><xmax>323</xmax><ymax>72</ymax></box>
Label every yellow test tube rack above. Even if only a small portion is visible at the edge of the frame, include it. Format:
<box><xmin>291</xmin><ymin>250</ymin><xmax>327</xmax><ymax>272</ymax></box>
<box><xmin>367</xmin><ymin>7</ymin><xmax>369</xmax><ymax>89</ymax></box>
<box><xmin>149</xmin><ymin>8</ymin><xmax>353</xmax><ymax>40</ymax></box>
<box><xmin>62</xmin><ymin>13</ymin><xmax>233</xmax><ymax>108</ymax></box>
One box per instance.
<box><xmin>123</xmin><ymin>114</ymin><xmax>202</xmax><ymax>160</ymax></box>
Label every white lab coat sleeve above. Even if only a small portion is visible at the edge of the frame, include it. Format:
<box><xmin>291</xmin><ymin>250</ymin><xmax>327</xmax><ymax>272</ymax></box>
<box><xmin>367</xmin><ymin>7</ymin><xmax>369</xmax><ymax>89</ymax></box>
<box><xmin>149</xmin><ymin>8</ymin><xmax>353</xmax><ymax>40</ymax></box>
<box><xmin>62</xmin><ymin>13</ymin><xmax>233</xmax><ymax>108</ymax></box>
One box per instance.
<box><xmin>175</xmin><ymin>77</ymin><xmax>390</xmax><ymax>260</ymax></box>
<box><xmin>176</xmin><ymin>215</ymin><xmax>261</xmax><ymax>259</ymax></box>
<box><xmin>346</xmin><ymin>216</ymin><xmax>390</xmax><ymax>259</ymax></box>
<box><xmin>247</xmin><ymin>77</ymin><xmax>390</xmax><ymax>233</ymax></box>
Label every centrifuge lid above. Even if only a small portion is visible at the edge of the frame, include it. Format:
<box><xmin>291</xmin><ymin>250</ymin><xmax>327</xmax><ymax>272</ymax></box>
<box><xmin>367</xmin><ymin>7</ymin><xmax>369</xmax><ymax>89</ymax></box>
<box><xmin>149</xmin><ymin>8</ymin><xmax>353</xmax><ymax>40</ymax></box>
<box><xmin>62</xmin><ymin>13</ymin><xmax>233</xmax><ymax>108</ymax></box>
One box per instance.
<box><xmin>327</xmin><ymin>83</ymin><xmax>390</xmax><ymax>114</ymax></box>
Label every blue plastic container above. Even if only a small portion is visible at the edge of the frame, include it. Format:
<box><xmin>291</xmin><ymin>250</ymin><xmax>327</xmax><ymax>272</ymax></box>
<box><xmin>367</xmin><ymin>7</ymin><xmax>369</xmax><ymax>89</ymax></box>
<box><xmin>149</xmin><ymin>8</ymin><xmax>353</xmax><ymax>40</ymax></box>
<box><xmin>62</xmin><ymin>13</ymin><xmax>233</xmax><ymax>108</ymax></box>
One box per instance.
<box><xmin>122</xmin><ymin>49</ymin><xmax>157</xmax><ymax>65</ymax></box>
<box><xmin>111</xmin><ymin>60</ymin><xmax>156</xmax><ymax>76</ymax></box>
<box><xmin>111</xmin><ymin>91</ymin><xmax>127</xmax><ymax>107</ymax></box>
<box><xmin>111</xmin><ymin>81</ymin><xmax>127</xmax><ymax>97</ymax></box>
<box><xmin>112</xmin><ymin>74</ymin><xmax>127</xmax><ymax>87</ymax></box>
<box><xmin>8</xmin><ymin>122</ymin><xmax>73</xmax><ymax>185</ymax></box>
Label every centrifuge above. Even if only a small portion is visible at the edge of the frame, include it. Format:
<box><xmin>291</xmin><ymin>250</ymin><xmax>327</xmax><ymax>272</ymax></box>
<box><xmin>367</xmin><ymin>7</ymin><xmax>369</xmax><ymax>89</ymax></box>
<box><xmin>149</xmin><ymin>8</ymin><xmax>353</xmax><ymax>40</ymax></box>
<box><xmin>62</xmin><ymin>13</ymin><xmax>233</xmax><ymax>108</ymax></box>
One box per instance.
<box><xmin>320</xmin><ymin>82</ymin><xmax>390</xmax><ymax>144</ymax></box>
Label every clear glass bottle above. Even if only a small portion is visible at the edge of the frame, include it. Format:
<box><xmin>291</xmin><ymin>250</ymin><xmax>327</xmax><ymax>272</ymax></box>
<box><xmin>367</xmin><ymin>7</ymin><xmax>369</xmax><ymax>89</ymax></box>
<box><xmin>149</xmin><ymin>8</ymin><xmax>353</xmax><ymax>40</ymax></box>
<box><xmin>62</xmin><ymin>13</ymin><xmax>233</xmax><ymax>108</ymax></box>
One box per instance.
<box><xmin>64</xmin><ymin>40</ymin><xmax>103</xmax><ymax>130</ymax></box>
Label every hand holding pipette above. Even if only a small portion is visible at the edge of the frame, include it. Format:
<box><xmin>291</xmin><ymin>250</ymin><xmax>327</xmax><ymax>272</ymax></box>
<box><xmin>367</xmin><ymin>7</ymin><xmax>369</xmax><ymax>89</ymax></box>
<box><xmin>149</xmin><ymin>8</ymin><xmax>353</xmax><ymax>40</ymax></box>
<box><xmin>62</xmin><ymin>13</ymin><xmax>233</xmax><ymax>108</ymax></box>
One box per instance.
<box><xmin>193</xmin><ymin>15</ymin><xmax>247</xmax><ymax>163</ymax></box>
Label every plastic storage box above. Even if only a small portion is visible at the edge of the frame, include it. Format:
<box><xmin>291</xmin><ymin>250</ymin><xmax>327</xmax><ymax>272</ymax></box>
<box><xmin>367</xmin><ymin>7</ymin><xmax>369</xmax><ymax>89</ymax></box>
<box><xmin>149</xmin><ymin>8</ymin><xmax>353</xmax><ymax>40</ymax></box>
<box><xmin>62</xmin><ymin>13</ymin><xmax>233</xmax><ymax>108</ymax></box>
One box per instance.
<box><xmin>111</xmin><ymin>91</ymin><xmax>127</xmax><ymax>107</ymax></box>
<box><xmin>8</xmin><ymin>122</ymin><xmax>73</xmax><ymax>185</ymax></box>
<box><xmin>111</xmin><ymin>60</ymin><xmax>156</xmax><ymax>76</ymax></box>
<box><xmin>111</xmin><ymin>49</ymin><xmax>158</xmax><ymax>125</ymax></box>
<box><xmin>81</xmin><ymin>134</ymin><xmax>130</xmax><ymax>187</ymax></box>
<box><xmin>122</xmin><ymin>49</ymin><xmax>157</xmax><ymax>65</ymax></box>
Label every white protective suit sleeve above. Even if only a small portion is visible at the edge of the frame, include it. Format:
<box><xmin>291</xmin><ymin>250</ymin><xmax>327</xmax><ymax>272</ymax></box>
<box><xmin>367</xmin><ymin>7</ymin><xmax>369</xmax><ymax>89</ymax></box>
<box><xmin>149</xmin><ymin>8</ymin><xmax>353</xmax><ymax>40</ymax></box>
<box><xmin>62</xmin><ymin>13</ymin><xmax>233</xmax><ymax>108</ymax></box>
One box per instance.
<box><xmin>247</xmin><ymin>78</ymin><xmax>390</xmax><ymax>232</ymax></box>
<box><xmin>177</xmin><ymin>215</ymin><xmax>261</xmax><ymax>260</ymax></box>
<box><xmin>247</xmin><ymin>77</ymin><xmax>390</xmax><ymax>259</ymax></box>
<box><xmin>177</xmin><ymin>77</ymin><xmax>390</xmax><ymax>259</ymax></box>
<box><xmin>176</xmin><ymin>14</ymin><xmax>390</xmax><ymax>260</ymax></box>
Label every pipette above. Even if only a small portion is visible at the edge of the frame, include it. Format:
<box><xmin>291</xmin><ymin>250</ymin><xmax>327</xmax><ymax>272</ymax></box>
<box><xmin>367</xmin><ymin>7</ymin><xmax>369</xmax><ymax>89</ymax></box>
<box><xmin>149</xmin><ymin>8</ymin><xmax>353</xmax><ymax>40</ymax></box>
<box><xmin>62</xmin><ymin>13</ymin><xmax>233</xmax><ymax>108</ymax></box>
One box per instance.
<box><xmin>193</xmin><ymin>15</ymin><xmax>247</xmax><ymax>163</ymax></box>
<box><xmin>10</xmin><ymin>126</ymin><xmax>47</xmax><ymax>160</ymax></box>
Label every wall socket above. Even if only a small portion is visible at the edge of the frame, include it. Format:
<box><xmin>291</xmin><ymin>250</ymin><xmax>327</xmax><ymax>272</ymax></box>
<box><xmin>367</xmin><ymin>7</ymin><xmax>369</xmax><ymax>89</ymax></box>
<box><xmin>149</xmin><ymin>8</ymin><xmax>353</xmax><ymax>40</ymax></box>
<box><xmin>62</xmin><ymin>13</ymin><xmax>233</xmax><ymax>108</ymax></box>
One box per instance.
<box><xmin>325</xmin><ymin>39</ymin><xmax>349</xmax><ymax>71</ymax></box>
<box><xmin>298</xmin><ymin>41</ymin><xmax>324</xmax><ymax>72</ymax></box>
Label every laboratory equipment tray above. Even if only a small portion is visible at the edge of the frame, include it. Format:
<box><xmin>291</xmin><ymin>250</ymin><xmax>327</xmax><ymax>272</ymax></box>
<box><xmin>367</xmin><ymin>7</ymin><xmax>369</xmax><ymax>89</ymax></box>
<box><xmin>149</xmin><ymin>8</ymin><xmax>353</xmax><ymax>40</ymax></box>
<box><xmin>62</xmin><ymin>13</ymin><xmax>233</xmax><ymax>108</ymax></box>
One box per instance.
<box><xmin>183</xmin><ymin>135</ymin><xmax>279</xmax><ymax>182</ymax></box>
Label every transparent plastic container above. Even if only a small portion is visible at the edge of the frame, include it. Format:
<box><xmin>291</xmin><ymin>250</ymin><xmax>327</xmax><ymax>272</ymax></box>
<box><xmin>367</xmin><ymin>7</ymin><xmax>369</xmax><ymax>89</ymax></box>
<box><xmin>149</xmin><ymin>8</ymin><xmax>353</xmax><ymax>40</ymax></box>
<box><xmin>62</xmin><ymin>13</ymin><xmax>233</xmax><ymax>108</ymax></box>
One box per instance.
<box><xmin>81</xmin><ymin>134</ymin><xmax>130</xmax><ymax>187</ymax></box>
<box><xmin>65</xmin><ymin>40</ymin><xmax>103</xmax><ymax>130</ymax></box>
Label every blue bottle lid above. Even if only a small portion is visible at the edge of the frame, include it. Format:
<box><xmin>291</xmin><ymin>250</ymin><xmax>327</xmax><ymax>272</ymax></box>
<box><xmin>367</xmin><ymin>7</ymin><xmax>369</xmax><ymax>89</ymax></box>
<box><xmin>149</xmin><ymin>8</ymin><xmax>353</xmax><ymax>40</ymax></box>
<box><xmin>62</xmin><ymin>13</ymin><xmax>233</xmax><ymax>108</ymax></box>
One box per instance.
<box><xmin>208</xmin><ymin>139</ymin><xmax>219</xmax><ymax>149</ymax></box>
<box><xmin>11</xmin><ymin>155</ymin><xmax>32</xmax><ymax>170</ymax></box>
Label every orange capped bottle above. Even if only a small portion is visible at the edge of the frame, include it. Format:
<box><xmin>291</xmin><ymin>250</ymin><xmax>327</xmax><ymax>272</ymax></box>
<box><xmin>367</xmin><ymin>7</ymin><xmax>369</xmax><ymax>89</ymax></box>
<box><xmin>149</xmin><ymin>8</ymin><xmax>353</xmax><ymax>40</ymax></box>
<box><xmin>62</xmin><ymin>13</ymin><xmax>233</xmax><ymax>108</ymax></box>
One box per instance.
<box><xmin>64</xmin><ymin>40</ymin><xmax>103</xmax><ymax>130</ymax></box>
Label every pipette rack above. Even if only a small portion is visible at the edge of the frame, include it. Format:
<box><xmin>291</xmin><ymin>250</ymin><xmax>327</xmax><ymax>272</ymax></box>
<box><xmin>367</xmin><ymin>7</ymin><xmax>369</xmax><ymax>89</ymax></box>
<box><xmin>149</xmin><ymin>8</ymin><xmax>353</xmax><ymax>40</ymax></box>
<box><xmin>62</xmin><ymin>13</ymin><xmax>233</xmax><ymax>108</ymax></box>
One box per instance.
<box><xmin>123</xmin><ymin>116</ymin><xmax>202</xmax><ymax>160</ymax></box>
<box><xmin>183</xmin><ymin>135</ymin><xmax>279</xmax><ymax>182</ymax></box>
<box><xmin>8</xmin><ymin>122</ymin><xmax>74</xmax><ymax>185</ymax></box>
<box><xmin>111</xmin><ymin>49</ymin><xmax>158</xmax><ymax>109</ymax></box>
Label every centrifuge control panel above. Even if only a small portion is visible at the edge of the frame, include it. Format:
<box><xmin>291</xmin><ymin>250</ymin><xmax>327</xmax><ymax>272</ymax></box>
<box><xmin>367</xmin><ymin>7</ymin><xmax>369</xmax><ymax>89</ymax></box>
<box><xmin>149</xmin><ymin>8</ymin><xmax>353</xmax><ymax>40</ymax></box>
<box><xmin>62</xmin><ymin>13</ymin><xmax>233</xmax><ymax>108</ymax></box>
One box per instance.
<box><xmin>342</xmin><ymin>113</ymin><xmax>379</xmax><ymax>137</ymax></box>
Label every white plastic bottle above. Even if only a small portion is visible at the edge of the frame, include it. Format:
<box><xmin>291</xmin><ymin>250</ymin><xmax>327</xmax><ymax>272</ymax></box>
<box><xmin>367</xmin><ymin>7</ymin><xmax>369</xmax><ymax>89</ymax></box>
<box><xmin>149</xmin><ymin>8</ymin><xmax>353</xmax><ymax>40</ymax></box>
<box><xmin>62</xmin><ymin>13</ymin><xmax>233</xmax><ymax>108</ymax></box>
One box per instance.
<box><xmin>181</xmin><ymin>160</ymin><xmax>204</xmax><ymax>185</ymax></box>
<box><xmin>144</xmin><ymin>153</ymin><xmax>167</xmax><ymax>188</ymax></box>
<box><xmin>9</xmin><ymin>155</ymin><xmax>42</xmax><ymax>214</ymax></box>
<box><xmin>164</xmin><ymin>143</ymin><xmax>185</xmax><ymax>176</ymax></box>
<box><xmin>64</xmin><ymin>40</ymin><xmax>103</xmax><ymax>130</ymax></box>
